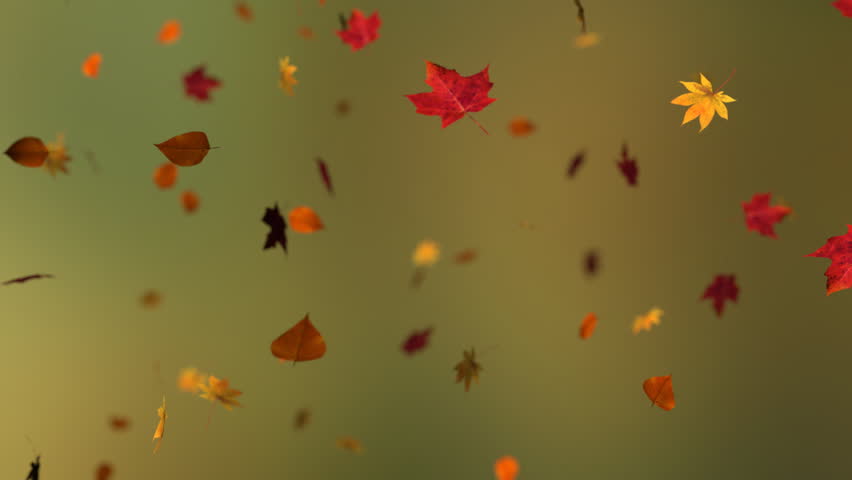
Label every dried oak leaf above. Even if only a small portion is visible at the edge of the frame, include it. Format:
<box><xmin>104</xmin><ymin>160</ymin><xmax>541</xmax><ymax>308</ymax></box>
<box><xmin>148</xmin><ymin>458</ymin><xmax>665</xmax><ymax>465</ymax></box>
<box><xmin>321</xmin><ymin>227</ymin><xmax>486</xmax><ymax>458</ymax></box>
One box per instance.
<box><xmin>153</xmin><ymin>162</ymin><xmax>178</xmax><ymax>189</ymax></box>
<box><xmin>508</xmin><ymin>116</ymin><xmax>535</xmax><ymax>137</ymax></box>
<box><xmin>235</xmin><ymin>2</ymin><xmax>253</xmax><ymax>21</ymax></box>
<box><xmin>181</xmin><ymin>190</ymin><xmax>200</xmax><ymax>213</ymax></box>
<box><xmin>454</xmin><ymin>248</ymin><xmax>478</xmax><ymax>265</ymax></box>
<box><xmin>336</xmin><ymin>436</ymin><xmax>364</xmax><ymax>453</ymax></box>
<box><xmin>405</xmin><ymin>61</ymin><xmax>496</xmax><ymax>133</ymax></box>
<box><xmin>617</xmin><ymin>143</ymin><xmax>638</xmax><ymax>186</ymax></box>
<box><xmin>95</xmin><ymin>462</ymin><xmax>113</xmax><ymax>480</ymax></box>
<box><xmin>108</xmin><ymin>415</ymin><xmax>130</xmax><ymax>431</ymax></box>
<box><xmin>271</xmin><ymin>314</ymin><xmax>327</xmax><ymax>363</ymax></box>
<box><xmin>154</xmin><ymin>131</ymin><xmax>213</xmax><ymax>167</ymax></box>
<box><xmin>294</xmin><ymin>407</ymin><xmax>311</xmax><ymax>430</ymax></box>
<box><xmin>45</xmin><ymin>132</ymin><xmax>71</xmax><ymax>176</ymax></box>
<box><xmin>278</xmin><ymin>57</ymin><xmax>298</xmax><ymax>95</ymax></box>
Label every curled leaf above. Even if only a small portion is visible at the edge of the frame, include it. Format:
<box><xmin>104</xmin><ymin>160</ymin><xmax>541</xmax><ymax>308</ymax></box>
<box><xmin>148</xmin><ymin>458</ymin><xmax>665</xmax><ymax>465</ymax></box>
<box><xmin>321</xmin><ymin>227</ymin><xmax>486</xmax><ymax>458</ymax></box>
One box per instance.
<box><xmin>152</xmin><ymin>396</ymin><xmax>166</xmax><ymax>453</ymax></box>
<box><xmin>108</xmin><ymin>415</ymin><xmax>130</xmax><ymax>431</ymax></box>
<box><xmin>294</xmin><ymin>407</ymin><xmax>311</xmax><ymax>430</ymax></box>
<box><xmin>95</xmin><ymin>462</ymin><xmax>113</xmax><ymax>480</ymax></box>
<box><xmin>140</xmin><ymin>290</ymin><xmax>161</xmax><ymax>309</ymax></box>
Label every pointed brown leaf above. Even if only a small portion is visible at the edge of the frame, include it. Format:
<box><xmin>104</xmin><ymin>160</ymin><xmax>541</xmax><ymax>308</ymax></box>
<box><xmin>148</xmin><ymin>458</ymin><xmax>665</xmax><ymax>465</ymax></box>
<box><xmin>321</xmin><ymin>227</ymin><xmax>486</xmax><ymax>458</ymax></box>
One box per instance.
<box><xmin>5</xmin><ymin>137</ymin><xmax>49</xmax><ymax>167</ymax></box>
<box><xmin>154</xmin><ymin>131</ymin><xmax>212</xmax><ymax>166</ymax></box>
<box><xmin>271</xmin><ymin>314</ymin><xmax>327</xmax><ymax>363</ymax></box>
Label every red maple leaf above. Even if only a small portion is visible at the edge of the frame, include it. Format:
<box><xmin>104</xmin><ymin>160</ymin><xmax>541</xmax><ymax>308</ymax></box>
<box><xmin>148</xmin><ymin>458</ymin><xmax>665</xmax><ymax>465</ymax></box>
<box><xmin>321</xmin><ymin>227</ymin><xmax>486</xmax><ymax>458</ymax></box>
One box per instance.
<box><xmin>336</xmin><ymin>9</ymin><xmax>381</xmax><ymax>51</ymax></box>
<box><xmin>806</xmin><ymin>225</ymin><xmax>852</xmax><ymax>295</ymax></box>
<box><xmin>833</xmin><ymin>0</ymin><xmax>852</xmax><ymax>16</ymax></box>
<box><xmin>401</xmin><ymin>327</ymin><xmax>432</xmax><ymax>355</ymax></box>
<box><xmin>617</xmin><ymin>143</ymin><xmax>638</xmax><ymax>186</ymax></box>
<box><xmin>183</xmin><ymin>65</ymin><xmax>221</xmax><ymax>102</ymax></box>
<box><xmin>405</xmin><ymin>61</ymin><xmax>496</xmax><ymax>134</ymax></box>
<box><xmin>742</xmin><ymin>193</ymin><xmax>791</xmax><ymax>238</ymax></box>
<box><xmin>701</xmin><ymin>274</ymin><xmax>739</xmax><ymax>316</ymax></box>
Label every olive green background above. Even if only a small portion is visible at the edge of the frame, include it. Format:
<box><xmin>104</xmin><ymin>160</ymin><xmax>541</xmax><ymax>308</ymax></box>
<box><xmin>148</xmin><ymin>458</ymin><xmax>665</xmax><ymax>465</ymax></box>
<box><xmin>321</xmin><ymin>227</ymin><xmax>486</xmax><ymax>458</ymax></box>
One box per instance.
<box><xmin>2</xmin><ymin>0</ymin><xmax>851</xmax><ymax>478</ymax></box>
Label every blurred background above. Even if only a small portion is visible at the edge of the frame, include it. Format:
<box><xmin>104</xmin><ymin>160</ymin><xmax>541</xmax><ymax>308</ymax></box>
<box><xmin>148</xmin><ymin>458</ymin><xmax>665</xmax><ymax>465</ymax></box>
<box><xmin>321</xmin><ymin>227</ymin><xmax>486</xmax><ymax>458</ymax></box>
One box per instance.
<box><xmin>2</xmin><ymin>0</ymin><xmax>852</xmax><ymax>478</ymax></box>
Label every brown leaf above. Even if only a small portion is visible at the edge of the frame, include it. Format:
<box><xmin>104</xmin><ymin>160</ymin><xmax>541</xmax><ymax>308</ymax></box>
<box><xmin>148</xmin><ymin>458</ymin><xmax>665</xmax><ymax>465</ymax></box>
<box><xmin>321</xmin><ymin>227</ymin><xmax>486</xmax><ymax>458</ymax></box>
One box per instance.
<box><xmin>643</xmin><ymin>375</ymin><xmax>675</xmax><ymax>411</ymax></box>
<box><xmin>271</xmin><ymin>314</ymin><xmax>327</xmax><ymax>363</ymax></box>
<box><xmin>95</xmin><ymin>462</ymin><xmax>113</xmax><ymax>480</ymax></box>
<box><xmin>5</xmin><ymin>137</ymin><xmax>49</xmax><ymax>167</ymax></box>
<box><xmin>453</xmin><ymin>248</ymin><xmax>478</xmax><ymax>265</ymax></box>
<box><xmin>579</xmin><ymin>312</ymin><xmax>597</xmax><ymax>339</ymax></box>
<box><xmin>154</xmin><ymin>131</ymin><xmax>213</xmax><ymax>167</ymax></box>
<box><xmin>294</xmin><ymin>407</ymin><xmax>311</xmax><ymax>430</ymax></box>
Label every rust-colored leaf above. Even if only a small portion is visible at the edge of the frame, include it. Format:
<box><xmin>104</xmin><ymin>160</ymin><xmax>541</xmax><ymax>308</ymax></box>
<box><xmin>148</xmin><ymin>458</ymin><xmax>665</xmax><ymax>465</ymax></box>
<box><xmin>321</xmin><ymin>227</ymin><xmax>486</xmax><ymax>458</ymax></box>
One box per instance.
<box><xmin>181</xmin><ymin>190</ymin><xmax>200</xmax><ymax>213</ymax></box>
<box><xmin>5</xmin><ymin>137</ymin><xmax>48</xmax><ymax>167</ymax></box>
<box><xmin>95</xmin><ymin>462</ymin><xmax>113</xmax><ymax>480</ymax></box>
<box><xmin>235</xmin><ymin>2</ymin><xmax>253</xmax><ymax>21</ymax></box>
<box><xmin>271</xmin><ymin>314</ymin><xmax>327</xmax><ymax>363</ymax></box>
<box><xmin>494</xmin><ymin>456</ymin><xmax>520</xmax><ymax>480</ymax></box>
<box><xmin>153</xmin><ymin>162</ymin><xmax>178</xmax><ymax>189</ymax></box>
<box><xmin>454</xmin><ymin>248</ymin><xmax>478</xmax><ymax>265</ymax></box>
<box><xmin>508</xmin><ymin>116</ymin><xmax>535</xmax><ymax>137</ymax></box>
<box><xmin>82</xmin><ymin>52</ymin><xmax>102</xmax><ymax>78</ymax></box>
<box><xmin>294</xmin><ymin>407</ymin><xmax>312</xmax><ymax>430</ymax></box>
<box><xmin>108</xmin><ymin>415</ymin><xmax>130</xmax><ymax>431</ymax></box>
<box><xmin>454</xmin><ymin>348</ymin><xmax>483</xmax><ymax>392</ymax></box>
<box><xmin>140</xmin><ymin>290</ymin><xmax>161</xmax><ymax>309</ymax></box>
<box><xmin>297</xmin><ymin>26</ymin><xmax>315</xmax><ymax>39</ymax></box>
<box><xmin>579</xmin><ymin>312</ymin><xmax>597</xmax><ymax>339</ymax></box>
<box><xmin>154</xmin><ymin>131</ymin><xmax>212</xmax><ymax>167</ymax></box>
<box><xmin>643</xmin><ymin>374</ymin><xmax>675</xmax><ymax>411</ymax></box>
<box><xmin>288</xmin><ymin>206</ymin><xmax>324</xmax><ymax>233</ymax></box>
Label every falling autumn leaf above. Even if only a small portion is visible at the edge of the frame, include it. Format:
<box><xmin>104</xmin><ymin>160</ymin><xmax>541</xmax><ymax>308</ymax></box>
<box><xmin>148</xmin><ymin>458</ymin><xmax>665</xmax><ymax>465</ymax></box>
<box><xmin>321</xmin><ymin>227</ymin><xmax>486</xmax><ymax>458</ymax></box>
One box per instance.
<box><xmin>44</xmin><ymin>133</ymin><xmax>71</xmax><ymax>176</ymax></box>
<box><xmin>199</xmin><ymin>376</ymin><xmax>243</xmax><ymax>410</ymax></box>
<box><xmin>5</xmin><ymin>137</ymin><xmax>48</xmax><ymax>167</ymax></box>
<box><xmin>288</xmin><ymin>206</ymin><xmax>324</xmax><ymax>233</ymax></box>
<box><xmin>671</xmin><ymin>71</ymin><xmax>736</xmax><ymax>132</ymax></box>
<box><xmin>575</xmin><ymin>32</ymin><xmax>601</xmax><ymax>48</ymax></box>
<box><xmin>140</xmin><ymin>290</ymin><xmax>161</xmax><ymax>309</ymax></box>
<box><xmin>807</xmin><ymin>225</ymin><xmax>852</xmax><ymax>295</ymax></box>
<box><xmin>454</xmin><ymin>348</ymin><xmax>483</xmax><ymax>392</ymax></box>
<box><xmin>412</xmin><ymin>239</ymin><xmax>440</xmax><ymax>267</ymax></box>
<box><xmin>271</xmin><ymin>314</ymin><xmax>327</xmax><ymax>363</ymax></box>
<box><xmin>3</xmin><ymin>274</ymin><xmax>53</xmax><ymax>285</ymax></box>
<box><xmin>834</xmin><ymin>0</ymin><xmax>852</xmax><ymax>16</ymax></box>
<box><xmin>742</xmin><ymin>193</ymin><xmax>791</xmax><ymax>238</ymax></box>
<box><xmin>617</xmin><ymin>143</ymin><xmax>638</xmax><ymax>186</ymax></box>
<box><xmin>454</xmin><ymin>248</ymin><xmax>478</xmax><ymax>265</ymax></box>
<box><xmin>262</xmin><ymin>203</ymin><xmax>289</xmax><ymax>254</ymax></box>
<box><xmin>643</xmin><ymin>375</ymin><xmax>675</xmax><ymax>411</ymax></box>
<box><xmin>82</xmin><ymin>53</ymin><xmax>102</xmax><ymax>78</ymax></box>
<box><xmin>297</xmin><ymin>26</ymin><xmax>315</xmax><ymax>39</ymax></box>
<box><xmin>95</xmin><ymin>462</ymin><xmax>113</xmax><ymax>480</ymax></box>
<box><xmin>108</xmin><ymin>415</ymin><xmax>130</xmax><ymax>432</ymax></box>
<box><xmin>235</xmin><ymin>2</ymin><xmax>253</xmax><ymax>21</ymax></box>
<box><xmin>181</xmin><ymin>190</ymin><xmax>200</xmax><ymax>213</ymax></box>
<box><xmin>583</xmin><ymin>249</ymin><xmax>599</xmax><ymax>277</ymax></box>
<box><xmin>336</xmin><ymin>436</ymin><xmax>364</xmax><ymax>453</ymax></box>
<box><xmin>153</xmin><ymin>162</ymin><xmax>178</xmax><ymax>189</ymax></box>
<box><xmin>177</xmin><ymin>367</ymin><xmax>207</xmax><ymax>393</ymax></box>
<box><xmin>579</xmin><ymin>312</ymin><xmax>598</xmax><ymax>339</ymax></box>
<box><xmin>405</xmin><ymin>61</ymin><xmax>496</xmax><ymax>133</ymax></box>
<box><xmin>337</xmin><ymin>9</ymin><xmax>381</xmax><ymax>51</ymax></box>
<box><xmin>157</xmin><ymin>20</ymin><xmax>181</xmax><ymax>44</ymax></box>
<box><xmin>278</xmin><ymin>57</ymin><xmax>298</xmax><ymax>95</ymax></box>
<box><xmin>154</xmin><ymin>131</ymin><xmax>213</xmax><ymax>167</ymax></box>
<box><xmin>335</xmin><ymin>99</ymin><xmax>351</xmax><ymax>116</ymax></box>
<box><xmin>508</xmin><ymin>116</ymin><xmax>535</xmax><ymax>137</ymax></box>
<box><xmin>316</xmin><ymin>157</ymin><xmax>334</xmax><ymax>195</ymax></box>
<box><xmin>402</xmin><ymin>327</ymin><xmax>433</xmax><ymax>355</ymax></box>
<box><xmin>566</xmin><ymin>150</ymin><xmax>585</xmax><ymax>178</ymax></box>
<box><xmin>294</xmin><ymin>407</ymin><xmax>312</xmax><ymax>430</ymax></box>
<box><xmin>632</xmin><ymin>307</ymin><xmax>663</xmax><ymax>335</ymax></box>
<box><xmin>25</xmin><ymin>455</ymin><xmax>40</xmax><ymax>480</ymax></box>
<box><xmin>701</xmin><ymin>274</ymin><xmax>739</xmax><ymax>315</ymax></box>
<box><xmin>494</xmin><ymin>456</ymin><xmax>520</xmax><ymax>480</ymax></box>
<box><xmin>152</xmin><ymin>396</ymin><xmax>166</xmax><ymax>453</ymax></box>
<box><xmin>183</xmin><ymin>66</ymin><xmax>221</xmax><ymax>102</ymax></box>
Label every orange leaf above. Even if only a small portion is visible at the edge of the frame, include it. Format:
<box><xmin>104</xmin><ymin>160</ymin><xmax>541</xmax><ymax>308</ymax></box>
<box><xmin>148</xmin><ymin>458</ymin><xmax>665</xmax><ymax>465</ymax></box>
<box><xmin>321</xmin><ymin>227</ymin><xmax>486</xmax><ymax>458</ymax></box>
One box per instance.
<box><xmin>95</xmin><ymin>462</ymin><xmax>113</xmax><ymax>480</ymax></box>
<box><xmin>494</xmin><ymin>456</ymin><xmax>519</xmax><ymax>480</ymax></box>
<box><xmin>154</xmin><ymin>131</ymin><xmax>213</xmax><ymax>167</ymax></box>
<box><xmin>152</xmin><ymin>162</ymin><xmax>178</xmax><ymax>189</ymax></box>
<box><xmin>297</xmin><ymin>26</ymin><xmax>315</xmax><ymax>39</ymax></box>
<box><xmin>336</xmin><ymin>436</ymin><xmax>364</xmax><ymax>453</ymax></box>
<box><xmin>579</xmin><ymin>312</ymin><xmax>597</xmax><ymax>339</ymax></box>
<box><xmin>235</xmin><ymin>2</ymin><xmax>253</xmax><ymax>21</ymax></box>
<box><xmin>157</xmin><ymin>20</ymin><xmax>182</xmax><ymax>44</ymax></box>
<box><xmin>82</xmin><ymin>53</ymin><xmax>102</xmax><ymax>78</ymax></box>
<box><xmin>288</xmin><ymin>206</ymin><xmax>324</xmax><ymax>233</ymax></box>
<box><xmin>108</xmin><ymin>415</ymin><xmax>130</xmax><ymax>431</ymax></box>
<box><xmin>4</xmin><ymin>137</ymin><xmax>48</xmax><ymax>167</ymax></box>
<box><xmin>508</xmin><ymin>116</ymin><xmax>535</xmax><ymax>137</ymax></box>
<box><xmin>181</xmin><ymin>190</ymin><xmax>200</xmax><ymax>213</ymax></box>
<box><xmin>271</xmin><ymin>314</ymin><xmax>327</xmax><ymax>363</ymax></box>
<box><xmin>643</xmin><ymin>375</ymin><xmax>675</xmax><ymax>411</ymax></box>
<box><xmin>152</xmin><ymin>396</ymin><xmax>166</xmax><ymax>453</ymax></box>
<box><xmin>177</xmin><ymin>367</ymin><xmax>207</xmax><ymax>393</ymax></box>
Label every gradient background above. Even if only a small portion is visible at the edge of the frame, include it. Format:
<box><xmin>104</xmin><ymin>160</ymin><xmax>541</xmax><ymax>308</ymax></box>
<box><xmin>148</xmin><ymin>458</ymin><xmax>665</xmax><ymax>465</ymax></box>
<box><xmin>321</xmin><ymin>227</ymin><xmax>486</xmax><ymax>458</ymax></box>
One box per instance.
<box><xmin>2</xmin><ymin>0</ymin><xmax>852</xmax><ymax>478</ymax></box>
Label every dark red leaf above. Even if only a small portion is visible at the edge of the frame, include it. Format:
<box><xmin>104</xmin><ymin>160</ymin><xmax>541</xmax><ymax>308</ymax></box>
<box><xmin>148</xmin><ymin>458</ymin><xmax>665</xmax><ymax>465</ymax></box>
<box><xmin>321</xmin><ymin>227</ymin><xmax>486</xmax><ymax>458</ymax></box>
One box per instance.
<box><xmin>316</xmin><ymin>157</ymin><xmax>333</xmax><ymax>195</ymax></box>
<box><xmin>183</xmin><ymin>65</ymin><xmax>221</xmax><ymax>102</ymax></box>
<box><xmin>402</xmin><ymin>327</ymin><xmax>433</xmax><ymax>355</ymax></box>
<box><xmin>405</xmin><ymin>61</ymin><xmax>496</xmax><ymax>133</ymax></box>
<box><xmin>617</xmin><ymin>143</ymin><xmax>638</xmax><ymax>186</ymax></box>
<box><xmin>701</xmin><ymin>274</ymin><xmax>739</xmax><ymax>316</ymax></box>
<box><xmin>567</xmin><ymin>150</ymin><xmax>585</xmax><ymax>178</ymax></box>
<box><xmin>262</xmin><ymin>203</ymin><xmax>288</xmax><ymax>254</ymax></box>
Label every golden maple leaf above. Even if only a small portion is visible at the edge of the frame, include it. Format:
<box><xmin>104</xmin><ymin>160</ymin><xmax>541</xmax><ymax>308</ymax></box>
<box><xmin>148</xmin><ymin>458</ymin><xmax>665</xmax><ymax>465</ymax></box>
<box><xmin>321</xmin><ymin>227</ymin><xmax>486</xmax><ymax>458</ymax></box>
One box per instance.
<box><xmin>278</xmin><ymin>57</ymin><xmax>298</xmax><ymax>95</ymax></box>
<box><xmin>44</xmin><ymin>132</ymin><xmax>71</xmax><ymax>176</ymax></box>
<box><xmin>670</xmin><ymin>72</ymin><xmax>736</xmax><ymax>132</ymax></box>
<box><xmin>198</xmin><ymin>375</ymin><xmax>243</xmax><ymax>410</ymax></box>
<box><xmin>152</xmin><ymin>396</ymin><xmax>166</xmax><ymax>454</ymax></box>
<box><xmin>454</xmin><ymin>348</ymin><xmax>483</xmax><ymax>392</ymax></box>
<box><xmin>177</xmin><ymin>367</ymin><xmax>207</xmax><ymax>393</ymax></box>
<box><xmin>632</xmin><ymin>307</ymin><xmax>663</xmax><ymax>335</ymax></box>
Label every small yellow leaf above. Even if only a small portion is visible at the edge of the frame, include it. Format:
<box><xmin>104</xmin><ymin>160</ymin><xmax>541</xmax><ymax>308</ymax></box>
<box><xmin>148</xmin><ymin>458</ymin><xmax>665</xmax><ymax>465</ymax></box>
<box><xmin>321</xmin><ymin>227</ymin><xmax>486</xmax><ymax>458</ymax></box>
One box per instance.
<box><xmin>278</xmin><ymin>57</ymin><xmax>298</xmax><ymax>95</ymax></box>
<box><xmin>632</xmin><ymin>307</ymin><xmax>663</xmax><ymax>335</ymax></box>
<box><xmin>152</xmin><ymin>396</ymin><xmax>166</xmax><ymax>454</ymax></box>
<box><xmin>670</xmin><ymin>72</ymin><xmax>736</xmax><ymax>132</ymax></box>
<box><xmin>412</xmin><ymin>239</ymin><xmax>440</xmax><ymax>267</ymax></box>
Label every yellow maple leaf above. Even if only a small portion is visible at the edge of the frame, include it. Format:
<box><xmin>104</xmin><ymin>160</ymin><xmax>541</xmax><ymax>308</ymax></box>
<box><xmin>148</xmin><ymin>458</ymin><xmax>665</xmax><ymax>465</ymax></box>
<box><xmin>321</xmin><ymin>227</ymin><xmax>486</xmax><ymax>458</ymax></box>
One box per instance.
<box><xmin>177</xmin><ymin>367</ymin><xmax>207</xmax><ymax>393</ymax></box>
<box><xmin>454</xmin><ymin>348</ymin><xmax>483</xmax><ymax>392</ymax></box>
<box><xmin>632</xmin><ymin>307</ymin><xmax>663</xmax><ymax>335</ymax></box>
<box><xmin>152</xmin><ymin>396</ymin><xmax>166</xmax><ymax>454</ymax></box>
<box><xmin>412</xmin><ymin>239</ymin><xmax>440</xmax><ymax>267</ymax></box>
<box><xmin>44</xmin><ymin>132</ymin><xmax>71</xmax><ymax>176</ymax></box>
<box><xmin>670</xmin><ymin>72</ymin><xmax>736</xmax><ymax>132</ymax></box>
<box><xmin>278</xmin><ymin>57</ymin><xmax>298</xmax><ymax>95</ymax></box>
<box><xmin>198</xmin><ymin>375</ymin><xmax>243</xmax><ymax>410</ymax></box>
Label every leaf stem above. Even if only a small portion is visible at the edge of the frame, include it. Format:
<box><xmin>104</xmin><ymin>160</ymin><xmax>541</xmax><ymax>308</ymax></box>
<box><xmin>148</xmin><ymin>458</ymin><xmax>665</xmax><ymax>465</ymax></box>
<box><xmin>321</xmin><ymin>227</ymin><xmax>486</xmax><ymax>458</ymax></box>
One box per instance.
<box><xmin>715</xmin><ymin>68</ymin><xmax>737</xmax><ymax>93</ymax></box>
<box><xmin>467</xmin><ymin>114</ymin><xmax>489</xmax><ymax>135</ymax></box>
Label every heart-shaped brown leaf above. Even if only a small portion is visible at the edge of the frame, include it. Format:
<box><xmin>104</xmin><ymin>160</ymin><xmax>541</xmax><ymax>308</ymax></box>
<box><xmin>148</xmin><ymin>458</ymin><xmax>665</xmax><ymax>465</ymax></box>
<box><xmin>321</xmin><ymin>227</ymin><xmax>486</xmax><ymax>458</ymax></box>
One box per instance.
<box><xmin>154</xmin><ymin>131</ymin><xmax>212</xmax><ymax>167</ymax></box>
<box><xmin>5</xmin><ymin>137</ymin><xmax>48</xmax><ymax>167</ymax></box>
